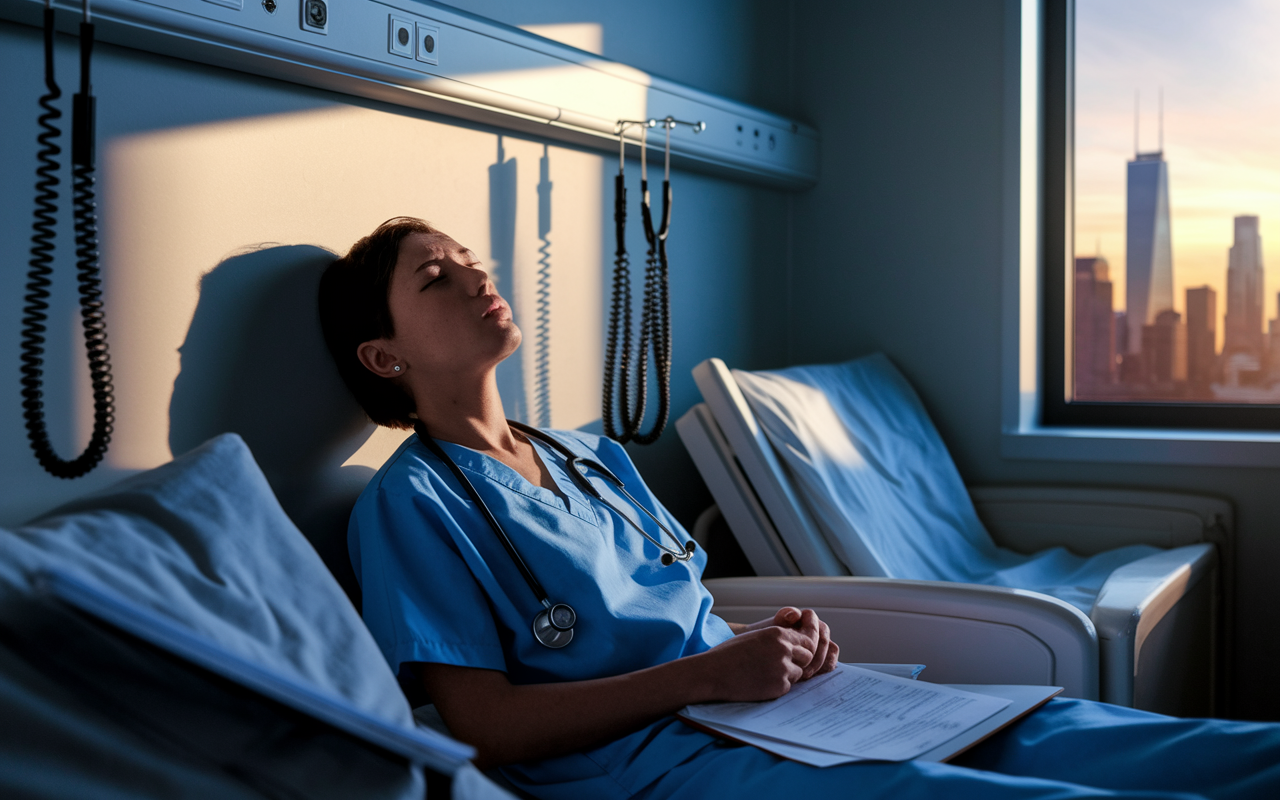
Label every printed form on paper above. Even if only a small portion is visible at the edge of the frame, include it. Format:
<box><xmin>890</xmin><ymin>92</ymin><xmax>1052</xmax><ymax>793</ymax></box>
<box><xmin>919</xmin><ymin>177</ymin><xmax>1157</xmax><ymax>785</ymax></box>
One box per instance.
<box><xmin>681</xmin><ymin>664</ymin><xmax>1012</xmax><ymax>762</ymax></box>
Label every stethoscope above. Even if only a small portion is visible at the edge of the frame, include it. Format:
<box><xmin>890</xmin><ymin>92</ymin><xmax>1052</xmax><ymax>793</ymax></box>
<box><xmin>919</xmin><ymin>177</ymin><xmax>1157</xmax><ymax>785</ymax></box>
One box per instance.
<box><xmin>413</xmin><ymin>420</ymin><xmax>696</xmax><ymax>649</ymax></box>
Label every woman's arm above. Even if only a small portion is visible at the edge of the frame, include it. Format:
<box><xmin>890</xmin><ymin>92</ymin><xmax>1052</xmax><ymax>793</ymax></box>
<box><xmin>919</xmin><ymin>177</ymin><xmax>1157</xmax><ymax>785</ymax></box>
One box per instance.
<box><xmin>424</xmin><ymin>610</ymin><xmax>837</xmax><ymax>769</ymax></box>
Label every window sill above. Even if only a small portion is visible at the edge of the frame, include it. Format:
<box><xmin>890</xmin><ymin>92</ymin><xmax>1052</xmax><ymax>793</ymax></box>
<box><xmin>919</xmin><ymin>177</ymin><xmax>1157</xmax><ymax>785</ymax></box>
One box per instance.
<box><xmin>1002</xmin><ymin>425</ymin><xmax>1280</xmax><ymax>468</ymax></box>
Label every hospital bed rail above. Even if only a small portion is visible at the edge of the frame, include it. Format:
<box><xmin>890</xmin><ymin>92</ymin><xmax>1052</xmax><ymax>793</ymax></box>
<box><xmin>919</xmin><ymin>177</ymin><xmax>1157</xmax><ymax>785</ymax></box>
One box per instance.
<box><xmin>704</xmin><ymin>575</ymin><xmax>1100</xmax><ymax>700</ymax></box>
<box><xmin>970</xmin><ymin>486</ymin><xmax>1230</xmax><ymax>712</ymax></box>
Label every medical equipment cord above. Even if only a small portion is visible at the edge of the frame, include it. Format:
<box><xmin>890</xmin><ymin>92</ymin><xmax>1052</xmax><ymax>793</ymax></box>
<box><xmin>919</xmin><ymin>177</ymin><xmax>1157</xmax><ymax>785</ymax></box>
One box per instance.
<box><xmin>413</xmin><ymin>423</ymin><xmax>552</xmax><ymax>607</ymax></box>
<box><xmin>413</xmin><ymin>420</ymin><xmax>577</xmax><ymax>649</ymax></box>
<box><xmin>632</xmin><ymin>129</ymin><xmax>674</xmax><ymax>446</ymax></box>
<box><xmin>21</xmin><ymin>1</ymin><xmax>115</xmax><ymax>479</ymax></box>
<box><xmin>602</xmin><ymin>128</ymin><xmax>636</xmax><ymax>442</ymax></box>
<box><xmin>602</xmin><ymin>122</ymin><xmax>672</xmax><ymax>445</ymax></box>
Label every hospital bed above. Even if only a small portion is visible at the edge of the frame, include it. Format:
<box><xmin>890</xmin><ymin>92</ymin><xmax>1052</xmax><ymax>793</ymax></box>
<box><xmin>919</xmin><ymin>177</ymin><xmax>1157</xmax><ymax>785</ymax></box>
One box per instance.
<box><xmin>0</xmin><ymin>417</ymin><xmax>1224</xmax><ymax>796</ymax></box>
<box><xmin>1</xmin><ymin>429</ymin><xmax>975</xmax><ymax>799</ymax></box>
<box><xmin>0</xmin><ymin>433</ymin><xmax>512</xmax><ymax>800</ymax></box>
<box><xmin>677</xmin><ymin>355</ymin><xmax>1230</xmax><ymax>716</ymax></box>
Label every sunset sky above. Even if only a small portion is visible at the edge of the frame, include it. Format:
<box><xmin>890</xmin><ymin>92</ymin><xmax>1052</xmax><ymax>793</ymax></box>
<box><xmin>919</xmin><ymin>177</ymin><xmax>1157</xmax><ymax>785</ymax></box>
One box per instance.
<box><xmin>1075</xmin><ymin>0</ymin><xmax>1280</xmax><ymax>349</ymax></box>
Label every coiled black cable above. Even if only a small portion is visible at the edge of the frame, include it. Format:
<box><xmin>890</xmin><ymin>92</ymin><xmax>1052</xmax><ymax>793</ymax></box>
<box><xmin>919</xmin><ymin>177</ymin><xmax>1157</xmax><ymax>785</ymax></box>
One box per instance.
<box><xmin>629</xmin><ymin>176</ymin><xmax>673</xmax><ymax>445</ymax></box>
<box><xmin>602</xmin><ymin>125</ymin><xmax>674</xmax><ymax>445</ymax></box>
<box><xmin>602</xmin><ymin>170</ymin><xmax>636</xmax><ymax>441</ymax></box>
<box><xmin>21</xmin><ymin>5</ymin><xmax>115</xmax><ymax>479</ymax></box>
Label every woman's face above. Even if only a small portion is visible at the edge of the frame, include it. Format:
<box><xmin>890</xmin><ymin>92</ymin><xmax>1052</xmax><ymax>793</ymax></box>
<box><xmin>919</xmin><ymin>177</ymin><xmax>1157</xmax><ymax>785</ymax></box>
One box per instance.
<box><xmin>379</xmin><ymin>231</ymin><xmax>521</xmax><ymax>378</ymax></box>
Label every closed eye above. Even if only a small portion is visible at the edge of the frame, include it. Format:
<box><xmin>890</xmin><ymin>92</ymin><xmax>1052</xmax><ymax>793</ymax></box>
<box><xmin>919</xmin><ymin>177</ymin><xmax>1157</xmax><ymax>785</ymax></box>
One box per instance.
<box><xmin>421</xmin><ymin>274</ymin><xmax>445</xmax><ymax>291</ymax></box>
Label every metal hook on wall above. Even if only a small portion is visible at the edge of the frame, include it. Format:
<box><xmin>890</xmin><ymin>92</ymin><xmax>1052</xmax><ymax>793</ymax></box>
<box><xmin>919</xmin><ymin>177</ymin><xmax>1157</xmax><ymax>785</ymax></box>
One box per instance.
<box><xmin>646</xmin><ymin>117</ymin><xmax>706</xmax><ymax>183</ymax></box>
<box><xmin>614</xmin><ymin>118</ymin><xmax>654</xmax><ymax>175</ymax></box>
<box><xmin>603</xmin><ymin>119</ymin><xmax>652</xmax><ymax>441</ymax></box>
<box><xmin>650</xmin><ymin>116</ymin><xmax>706</xmax><ymax>132</ymax></box>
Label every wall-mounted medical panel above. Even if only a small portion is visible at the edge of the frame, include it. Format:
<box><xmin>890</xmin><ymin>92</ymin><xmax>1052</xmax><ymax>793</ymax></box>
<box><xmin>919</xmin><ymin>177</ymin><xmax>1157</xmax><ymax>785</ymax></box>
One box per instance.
<box><xmin>0</xmin><ymin>0</ymin><xmax>820</xmax><ymax>189</ymax></box>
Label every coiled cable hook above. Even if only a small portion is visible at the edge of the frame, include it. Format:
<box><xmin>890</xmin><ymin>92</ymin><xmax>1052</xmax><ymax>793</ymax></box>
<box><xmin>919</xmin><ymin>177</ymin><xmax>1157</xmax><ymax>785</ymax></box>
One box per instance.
<box><xmin>602</xmin><ymin>118</ymin><xmax>701</xmax><ymax>445</ymax></box>
<box><xmin>603</xmin><ymin>120</ymin><xmax>645</xmax><ymax>442</ymax></box>
<box><xmin>629</xmin><ymin>120</ymin><xmax>673</xmax><ymax>445</ymax></box>
<box><xmin>21</xmin><ymin>0</ymin><xmax>116</xmax><ymax>479</ymax></box>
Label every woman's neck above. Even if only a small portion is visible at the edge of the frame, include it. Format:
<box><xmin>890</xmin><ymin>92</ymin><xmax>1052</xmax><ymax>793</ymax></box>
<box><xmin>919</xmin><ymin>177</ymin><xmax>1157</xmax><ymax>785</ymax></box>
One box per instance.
<box><xmin>411</xmin><ymin>368</ymin><xmax>518</xmax><ymax>455</ymax></box>
<box><xmin>410</xmin><ymin>364</ymin><xmax>563</xmax><ymax>499</ymax></box>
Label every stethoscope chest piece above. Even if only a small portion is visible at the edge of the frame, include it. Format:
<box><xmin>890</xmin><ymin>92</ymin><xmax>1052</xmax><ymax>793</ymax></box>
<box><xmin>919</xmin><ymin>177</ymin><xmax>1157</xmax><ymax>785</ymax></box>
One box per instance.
<box><xmin>533</xmin><ymin>602</ymin><xmax>576</xmax><ymax>649</ymax></box>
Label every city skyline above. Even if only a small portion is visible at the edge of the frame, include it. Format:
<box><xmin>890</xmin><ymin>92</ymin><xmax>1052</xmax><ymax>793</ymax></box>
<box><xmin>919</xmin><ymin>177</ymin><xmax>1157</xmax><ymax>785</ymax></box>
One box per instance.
<box><xmin>1075</xmin><ymin>0</ymin><xmax>1280</xmax><ymax>353</ymax></box>
<box><xmin>1073</xmin><ymin>111</ymin><xmax>1273</xmax><ymax>397</ymax></box>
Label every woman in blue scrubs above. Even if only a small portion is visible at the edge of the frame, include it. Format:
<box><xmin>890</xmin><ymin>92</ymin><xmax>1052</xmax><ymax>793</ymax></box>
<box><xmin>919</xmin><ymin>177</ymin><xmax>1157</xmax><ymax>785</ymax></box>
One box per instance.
<box><xmin>319</xmin><ymin>218</ymin><xmax>1280</xmax><ymax>800</ymax></box>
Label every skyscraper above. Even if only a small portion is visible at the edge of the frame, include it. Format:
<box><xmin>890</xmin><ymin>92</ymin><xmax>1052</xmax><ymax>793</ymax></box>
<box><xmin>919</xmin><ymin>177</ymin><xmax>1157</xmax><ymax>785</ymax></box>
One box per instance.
<box><xmin>1222</xmin><ymin>215</ymin><xmax>1264</xmax><ymax>358</ymax></box>
<box><xmin>1185</xmin><ymin>286</ymin><xmax>1217</xmax><ymax>394</ymax></box>
<box><xmin>1142</xmin><ymin>309</ymin><xmax>1186</xmax><ymax>384</ymax></box>
<box><xmin>1125</xmin><ymin>151</ymin><xmax>1174</xmax><ymax>354</ymax></box>
<box><xmin>1074</xmin><ymin>256</ymin><xmax>1115</xmax><ymax>392</ymax></box>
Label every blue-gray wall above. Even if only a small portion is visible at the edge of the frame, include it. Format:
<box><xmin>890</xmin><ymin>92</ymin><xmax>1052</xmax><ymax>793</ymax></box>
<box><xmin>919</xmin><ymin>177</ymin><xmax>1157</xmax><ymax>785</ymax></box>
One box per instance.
<box><xmin>4</xmin><ymin>0</ymin><xmax>1274</xmax><ymax>720</ymax></box>
<box><xmin>0</xmin><ymin>0</ymin><xmax>787</xmax><ymax>530</ymax></box>
<box><xmin>787</xmin><ymin>0</ymin><xmax>1280</xmax><ymax>719</ymax></box>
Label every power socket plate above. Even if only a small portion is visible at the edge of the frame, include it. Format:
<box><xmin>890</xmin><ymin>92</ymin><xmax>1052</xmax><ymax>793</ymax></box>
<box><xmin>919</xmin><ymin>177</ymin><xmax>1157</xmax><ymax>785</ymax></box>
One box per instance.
<box><xmin>415</xmin><ymin>20</ymin><xmax>439</xmax><ymax>65</ymax></box>
<box><xmin>301</xmin><ymin>0</ymin><xmax>327</xmax><ymax>35</ymax></box>
<box><xmin>389</xmin><ymin>16</ymin><xmax>413</xmax><ymax>58</ymax></box>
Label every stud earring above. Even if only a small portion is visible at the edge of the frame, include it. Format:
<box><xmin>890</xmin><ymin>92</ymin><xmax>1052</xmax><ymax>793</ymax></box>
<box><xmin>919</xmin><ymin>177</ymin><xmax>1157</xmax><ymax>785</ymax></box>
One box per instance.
<box><xmin>393</xmin><ymin>365</ymin><xmax>402</xmax><ymax>372</ymax></box>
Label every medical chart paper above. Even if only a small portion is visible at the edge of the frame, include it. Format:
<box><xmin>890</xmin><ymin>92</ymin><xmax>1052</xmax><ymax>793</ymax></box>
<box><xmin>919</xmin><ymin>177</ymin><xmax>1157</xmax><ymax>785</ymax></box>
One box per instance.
<box><xmin>680</xmin><ymin>664</ymin><xmax>1012</xmax><ymax>762</ymax></box>
<box><xmin>683</xmin><ymin>683</ymin><xmax>1063</xmax><ymax>767</ymax></box>
<box><xmin>842</xmin><ymin>662</ymin><xmax>926</xmax><ymax>680</ymax></box>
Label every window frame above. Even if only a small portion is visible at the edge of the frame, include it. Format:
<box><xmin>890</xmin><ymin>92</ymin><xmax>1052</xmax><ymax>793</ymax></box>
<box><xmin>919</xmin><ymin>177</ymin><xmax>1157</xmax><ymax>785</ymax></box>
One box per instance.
<box><xmin>1039</xmin><ymin>0</ymin><xmax>1280</xmax><ymax>430</ymax></box>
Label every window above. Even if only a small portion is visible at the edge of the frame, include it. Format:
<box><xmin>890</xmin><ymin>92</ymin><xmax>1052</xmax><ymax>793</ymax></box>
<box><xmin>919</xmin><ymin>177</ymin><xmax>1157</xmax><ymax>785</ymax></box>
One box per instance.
<box><xmin>1042</xmin><ymin>0</ymin><xmax>1280</xmax><ymax>428</ymax></box>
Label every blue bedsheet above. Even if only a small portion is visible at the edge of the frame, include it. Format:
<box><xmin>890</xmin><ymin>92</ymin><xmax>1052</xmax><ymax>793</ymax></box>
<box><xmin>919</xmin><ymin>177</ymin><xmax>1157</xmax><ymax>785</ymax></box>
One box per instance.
<box><xmin>734</xmin><ymin>355</ymin><xmax>1159</xmax><ymax>611</ymax></box>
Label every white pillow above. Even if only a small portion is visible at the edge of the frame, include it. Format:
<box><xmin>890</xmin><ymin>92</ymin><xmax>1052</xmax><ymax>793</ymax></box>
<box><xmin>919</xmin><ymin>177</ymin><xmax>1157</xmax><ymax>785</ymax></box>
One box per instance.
<box><xmin>6</xmin><ymin>433</ymin><xmax>408</xmax><ymax>720</ymax></box>
<box><xmin>0</xmin><ymin>433</ymin><xmax>422</xmax><ymax>798</ymax></box>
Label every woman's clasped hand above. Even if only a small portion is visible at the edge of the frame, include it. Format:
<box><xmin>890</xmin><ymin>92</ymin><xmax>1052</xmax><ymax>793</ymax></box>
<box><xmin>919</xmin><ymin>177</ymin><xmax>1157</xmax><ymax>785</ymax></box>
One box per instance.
<box><xmin>703</xmin><ymin>607</ymin><xmax>840</xmax><ymax>702</ymax></box>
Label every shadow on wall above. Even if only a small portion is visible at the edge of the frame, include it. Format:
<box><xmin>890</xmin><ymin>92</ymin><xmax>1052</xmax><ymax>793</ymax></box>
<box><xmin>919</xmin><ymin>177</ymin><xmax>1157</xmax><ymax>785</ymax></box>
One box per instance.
<box><xmin>168</xmin><ymin>244</ymin><xmax>373</xmax><ymax>608</ymax></box>
<box><xmin>491</xmin><ymin>136</ymin><xmax>556</xmax><ymax>429</ymax></box>
<box><xmin>490</xmin><ymin>135</ymin><xmax>527</xmax><ymax>422</ymax></box>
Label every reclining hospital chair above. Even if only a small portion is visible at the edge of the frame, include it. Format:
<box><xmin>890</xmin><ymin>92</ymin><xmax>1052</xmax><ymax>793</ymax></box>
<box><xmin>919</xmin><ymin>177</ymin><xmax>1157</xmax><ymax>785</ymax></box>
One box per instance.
<box><xmin>677</xmin><ymin>355</ymin><xmax>1230</xmax><ymax>716</ymax></box>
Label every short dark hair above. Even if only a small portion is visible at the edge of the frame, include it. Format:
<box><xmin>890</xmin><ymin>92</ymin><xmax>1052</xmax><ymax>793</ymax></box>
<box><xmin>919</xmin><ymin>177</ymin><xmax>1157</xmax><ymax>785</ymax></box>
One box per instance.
<box><xmin>318</xmin><ymin>217</ymin><xmax>440</xmax><ymax>430</ymax></box>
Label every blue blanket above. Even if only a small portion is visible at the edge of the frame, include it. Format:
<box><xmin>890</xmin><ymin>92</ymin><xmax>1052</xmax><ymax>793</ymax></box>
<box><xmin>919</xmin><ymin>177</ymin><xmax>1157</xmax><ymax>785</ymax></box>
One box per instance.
<box><xmin>734</xmin><ymin>355</ymin><xmax>1158</xmax><ymax>612</ymax></box>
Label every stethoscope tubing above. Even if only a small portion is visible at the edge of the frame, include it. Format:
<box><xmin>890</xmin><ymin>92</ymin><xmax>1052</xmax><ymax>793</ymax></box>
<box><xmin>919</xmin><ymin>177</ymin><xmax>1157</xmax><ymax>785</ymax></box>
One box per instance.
<box><xmin>413</xmin><ymin>421</ymin><xmax>695</xmax><ymax>611</ymax></box>
<box><xmin>414</xmin><ymin>422</ymin><xmax>553</xmax><ymax>607</ymax></box>
<box><xmin>507</xmin><ymin>421</ymin><xmax>692</xmax><ymax>564</ymax></box>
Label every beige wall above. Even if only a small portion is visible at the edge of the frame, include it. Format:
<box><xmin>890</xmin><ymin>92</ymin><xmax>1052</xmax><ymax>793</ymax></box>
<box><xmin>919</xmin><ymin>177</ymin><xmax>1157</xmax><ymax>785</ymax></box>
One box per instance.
<box><xmin>0</xmin><ymin>2</ymin><xmax>784</xmax><ymax>529</ymax></box>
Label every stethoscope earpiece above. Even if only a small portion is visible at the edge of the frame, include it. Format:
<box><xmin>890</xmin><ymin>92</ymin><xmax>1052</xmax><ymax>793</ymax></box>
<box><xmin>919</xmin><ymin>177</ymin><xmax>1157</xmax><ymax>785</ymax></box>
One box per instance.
<box><xmin>660</xmin><ymin>540</ymin><xmax>695</xmax><ymax>567</ymax></box>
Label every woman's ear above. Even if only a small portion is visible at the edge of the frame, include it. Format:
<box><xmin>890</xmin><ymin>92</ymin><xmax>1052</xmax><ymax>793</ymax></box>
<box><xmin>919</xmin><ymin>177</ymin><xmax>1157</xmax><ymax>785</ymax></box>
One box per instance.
<box><xmin>356</xmin><ymin>339</ymin><xmax>403</xmax><ymax>378</ymax></box>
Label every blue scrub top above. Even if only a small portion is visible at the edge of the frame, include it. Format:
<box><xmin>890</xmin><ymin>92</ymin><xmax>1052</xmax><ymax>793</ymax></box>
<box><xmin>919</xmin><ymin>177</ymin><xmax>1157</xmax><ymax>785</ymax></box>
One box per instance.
<box><xmin>350</xmin><ymin>428</ymin><xmax>734</xmax><ymax>797</ymax></box>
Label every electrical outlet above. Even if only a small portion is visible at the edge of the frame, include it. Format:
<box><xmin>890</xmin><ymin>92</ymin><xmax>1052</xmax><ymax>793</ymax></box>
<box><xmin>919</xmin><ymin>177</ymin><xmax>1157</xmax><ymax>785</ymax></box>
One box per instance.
<box><xmin>301</xmin><ymin>0</ymin><xmax>327</xmax><ymax>35</ymax></box>
<box><xmin>389</xmin><ymin>16</ymin><xmax>413</xmax><ymax>57</ymax></box>
<box><xmin>415</xmin><ymin>21</ymin><xmax>440</xmax><ymax>66</ymax></box>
